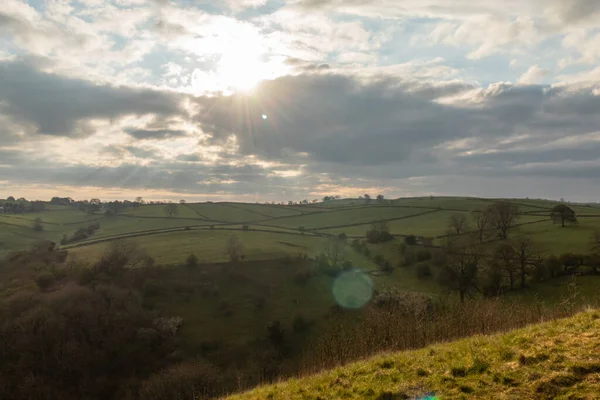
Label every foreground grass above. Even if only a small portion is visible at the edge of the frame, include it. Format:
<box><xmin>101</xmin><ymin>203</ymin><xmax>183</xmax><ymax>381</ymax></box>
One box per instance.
<box><xmin>226</xmin><ymin>309</ymin><xmax>600</xmax><ymax>400</ymax></box>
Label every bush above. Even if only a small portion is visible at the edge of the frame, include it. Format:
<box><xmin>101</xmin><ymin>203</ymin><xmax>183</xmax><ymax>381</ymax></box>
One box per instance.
<box><xmin>415</xmin><ymin>263</ymin><xmax>431</xmax><ymax>279</ymax></box>
<box><xmin>185</xmin><ymin>253</ymin><xmax>198</xmax><ymax>269</ymax></box>
<box><xmin>33</xmin><ymin>217</ymin><xmax>44</xmax><ymax>232</ymax></box>
<box><xmin>35</xmin><ymin>271</ymin><xmax>55</xmax><ymax>291</ymax></box>
<box><xmin>338</xmin><ymin>232</ymin><xmax>348</xmax><ymax>240</ymax></box>
<box><xmin>380</xmin><ymin>260</ymin><xmax>394</xmax><ymax>273</ymax></box>
<box><xmin>242</xmin><ymin>224</ymin><xmax>249</xmax><ymax>230</ymax></box>
<box><xmin>266</xmin><ymin>320</ymin><xmax>285</xmax><ymax>347</ymax></box>
<box><xmin>292</xmin><ymin>314</ymin><xmax>312</xmax><ymax>333</ymax></box>
<box><xmin>404</xmin><ymin>235</ymin><xmax>417</xmax><ymax>245</ymax></box>
<box><xmin>142</xmin><ymin>279</ymin><xmax>163</xmax><ymax>297</ymax></box>
<box><xmin>416</xmin><ymin>249</ymin><xmax>432</xmax><ymax>262</ymax></box>
<box><xmin>293</xmin><ymin>267</ymin><xmax>312</xmax><ymax>285</ymax></box>
<box><xmin>138</xmin><ymin>362</ymin><xmax>221</xmax><ymax>400</ymax></box>
<box><xmin>341</xmin><ymin>260</ymin><xmax>353</xmax><ymax>271</ymax></box>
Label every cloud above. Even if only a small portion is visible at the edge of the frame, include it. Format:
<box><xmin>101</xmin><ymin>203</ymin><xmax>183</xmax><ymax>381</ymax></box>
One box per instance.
<box><xmin>518</xmin><ymin>65</ymin><xmax>551</xmax><ymax>84</ymax></box>
<box><xmin>0</xmin><ymin>59</ymin><xmax>184</xmax><ymax>137</ymax></box>
<box><xmin>125</xmin><ymin>128</ymin><xmax>188</xmax><ymax>140</ymax></box>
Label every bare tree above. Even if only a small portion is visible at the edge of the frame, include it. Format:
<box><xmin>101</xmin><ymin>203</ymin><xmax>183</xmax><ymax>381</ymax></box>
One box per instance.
<box><xmin>448</xmin><ymin>213</ymin><xmax>468</xmax><ymax>235</ymax></box>
<box><xmin>492</xmin><ymin>243</ymin><xmax>519</xmax><ymax>289</ymax></box>
<box><xmin>591</xmin><ymin>230</ymin><xmax>600</xmax><ymax>253</ymax></box>
<box><xmin>364</xmin><ymin>194</ymin><xmax>371</xmax><ymax>204</ymax></box>
<box><xmin>164</xmin><ymin>203</ymin><xmax>179</xmax><ymax>218</ymax></box>
<box><xmin>325</xmin><ymin>238</ymin><xmax>346</xmax><ymax>268</ymax></box>
<box><xmin>226</xmin><ymin>234</ymin><xmax>244</xmax><ymax>262</ymax></box>
<box><xmin>512</xmin><ymin>236</ymin><xmax>543</xmax><ymax>288</ymax></box>
<box><xmin>471</xmin><ymin>209</ymin><xmax>490</xmax><ymax>243</ymax></box>
<box><xmin>437</xmin><ymin>243</ymin><xmax>482</xmax><ymax>302</ymax></box>
<box><xmin>486</xmin><ymin>202</ymin><xmax>519</xmax><ymax>240</ymax></box>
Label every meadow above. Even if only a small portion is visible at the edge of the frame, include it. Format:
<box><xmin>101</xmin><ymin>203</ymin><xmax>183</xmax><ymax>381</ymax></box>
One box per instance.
<box><xmin>3</xmin><ymin>196</ymin><xmax>600</xmax><ymax>263</ymax></box>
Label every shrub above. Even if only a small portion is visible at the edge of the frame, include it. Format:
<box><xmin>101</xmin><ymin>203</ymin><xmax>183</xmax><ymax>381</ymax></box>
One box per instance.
<box><xmin>33</xmin><ymin>217</ymin><xmax>44</xmax><ymax>232</ymax></box>
<box><xmin>142</xmin><ymin>279</ymin><xmax>163</xmax><ymax>297</ymax></box>
<box><xmin>292</xmin><ymin>314</ymin><xmax>312</xmax><ymax>333</ymax></box>
<box><xmin>242</xmin><ymin>224</ymin><xmax>249</xmax><ymax>230</ymax></box>
<box><xmin>404</xmin><ymin>235</ymin><xmax>417</xmax><ymax>245</ymax></box>
<box><xmin>338</xmin><ymin>232</ymin><xmax>348</xmax><ymax>240</ymax></box>
<box><xmin>416</xmin><ymin>249</ymin><xmax>432</xmax><ymax>262</ymax></box>
<box><xmin>35</xmin><ymin>271</ymin><xmax>55</xmax><ymax>291</ymax></box>
<box><xmin>185</xmin><ymin>253</ymin><xmax>198</xmax><ymax>269</ymax></box>
<box><xmin>293</xmin><ymin>267</ymin><xmax>312</xmax><ymax>285</ymax></box>
<box><xmin>380</xmin><ymin>260</ymin><xmax>394</xmax><ymax>273</ymax></box>
<box><xmin>416</xmin><ymin>263</ymin><xmax>431</xmax><ymax>279</ymax></box>
<box><xmin>266</xmin><ymin>320</ymin><xmax>285</xmax><ymax>347</ymax></box>
<box><xmin>341</xmin><ymin>260</ymin><xmax>353</xmax><ymax>271</ymax></box>
<box><xmin>138</xmin><ymin>362</ymin><xmax>221</xmax><ymax>400</ymax></box>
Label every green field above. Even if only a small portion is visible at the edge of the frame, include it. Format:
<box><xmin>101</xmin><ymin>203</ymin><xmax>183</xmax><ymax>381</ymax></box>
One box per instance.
<box><xmin>2</xmin><ymin>196</ymin><xmax>600</xmax><ymax>262</ymax></box>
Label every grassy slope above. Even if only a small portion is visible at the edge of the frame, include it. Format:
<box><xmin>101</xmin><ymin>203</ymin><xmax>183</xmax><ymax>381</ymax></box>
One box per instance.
<box><xmin>226</xmin><ymin>309</ymin><xmax>600</xmax><ymax>400</ymax></box>
<box><xmin>3</xmin><ymin>197</ymin><xmax>600</xmax><ymax>260</ymax></box>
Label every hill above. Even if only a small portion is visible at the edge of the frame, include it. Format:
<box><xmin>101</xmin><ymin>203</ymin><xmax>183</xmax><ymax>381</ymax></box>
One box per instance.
<box><xmin>2</xmin><ymin>196</ymin><xmax>600</xmax><ymax>264</ymax></box>
<box><xmin>226</xmin><ymin>309</ymin><xmax>600</xmax><ymax>400</ymax></box>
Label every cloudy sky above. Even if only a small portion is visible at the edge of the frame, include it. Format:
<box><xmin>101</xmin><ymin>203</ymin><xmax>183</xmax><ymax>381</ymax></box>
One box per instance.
<box><xmin>1</xmin><ymin>0</ymin><xmax>600</xmax><ymax>202</ymax></box>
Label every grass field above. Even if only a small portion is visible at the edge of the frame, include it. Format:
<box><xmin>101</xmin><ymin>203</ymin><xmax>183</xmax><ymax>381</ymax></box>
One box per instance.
<box><xmin>226</xmin><ymin>309</ymin><xmax>600</xmax><ymax>400</ymax></box>
<box><xmin>2</xmin><ymin>196</ymin><xmax>600</xmax><ymax>262</ymax></box>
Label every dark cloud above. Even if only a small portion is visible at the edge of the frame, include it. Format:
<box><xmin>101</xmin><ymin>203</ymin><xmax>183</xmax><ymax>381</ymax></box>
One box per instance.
<box><xmin>194</xmin><ymin>73</ymin><xmax>600</xmax><ymax>169</ymax></box>
<box><xmin>0</xmin><ymin>59</ymin><xmax>184</xmax><ymax>137</ymax></box>
<box><xmin>125</xmin><ymin>128</ymin><xmax>187</xmax><ymax>140</ymax></box>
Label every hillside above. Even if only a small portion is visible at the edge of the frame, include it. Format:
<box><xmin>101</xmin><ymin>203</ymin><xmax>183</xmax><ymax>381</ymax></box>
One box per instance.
<box><xmin>226</xmin><ymin>310</ymin><xmax>600</xmax><ymax>400</ymax></box>
<box><xmin>2</xmin><ymin>196</ymin><xmax>600</xmax><ymax>263</ymax></box>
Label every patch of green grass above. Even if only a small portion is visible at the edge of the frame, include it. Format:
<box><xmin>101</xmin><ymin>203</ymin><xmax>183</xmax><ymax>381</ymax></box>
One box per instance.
<box><xmin>68</xmin><ymin>229</ymin><xmax>329</xmax><ymax>265</ymax></box>
<box><xmin>225</xmin><ymin>309</ymin><xmax>600</xmax><ymax>399</ymax></box>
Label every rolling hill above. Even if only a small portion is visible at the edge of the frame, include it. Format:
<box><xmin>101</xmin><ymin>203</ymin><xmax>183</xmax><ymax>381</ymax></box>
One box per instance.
<box><xmin>225</xmin><ymin>309</ymin><xmax>600</xmax><ymax>400</ymax></box>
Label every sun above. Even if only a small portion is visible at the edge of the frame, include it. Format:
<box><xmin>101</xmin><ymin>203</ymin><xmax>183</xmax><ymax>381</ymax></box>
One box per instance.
<box><xmin>217</xmin><ymin>50</ymin><xmax>265</xmax><ymax>92</ymax></box>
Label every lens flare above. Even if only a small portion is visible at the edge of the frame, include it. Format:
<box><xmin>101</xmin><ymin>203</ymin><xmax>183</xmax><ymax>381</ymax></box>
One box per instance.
<box><xmin>332</xmin><ymin>270</ymin><xmax>373</xmax><ymax>309</ymax></box>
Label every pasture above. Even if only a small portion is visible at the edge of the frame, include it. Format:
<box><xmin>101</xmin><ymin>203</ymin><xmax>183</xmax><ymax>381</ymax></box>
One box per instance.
<box><xmin>2</xmin><ymin>196</ymin><xmax>600</xmax><ymax>262</ymax></box>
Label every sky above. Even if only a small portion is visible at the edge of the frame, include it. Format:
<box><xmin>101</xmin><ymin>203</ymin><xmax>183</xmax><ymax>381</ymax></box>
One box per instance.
<box><xmin>1</xmin><ymin>0</ymin><xmax>600</xmax><ymax>202</ymax></box>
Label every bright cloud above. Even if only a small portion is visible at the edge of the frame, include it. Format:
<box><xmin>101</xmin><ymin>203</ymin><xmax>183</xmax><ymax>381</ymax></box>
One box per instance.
<box><xmin>0</xmin><ymin>0</ymin><xmax>599</xmax><ymax>202</ymax></box>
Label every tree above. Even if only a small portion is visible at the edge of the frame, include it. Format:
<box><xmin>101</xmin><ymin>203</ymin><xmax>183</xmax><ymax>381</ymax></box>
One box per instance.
<box><xmin>366</xmin><ymin>221</ymin><xmax>393</xmax><ymax>243</ymax></box>
<box><xmin>591</xmin><ymin>230</ymin><xmax>600</xmax><ymax>253</ymax></box>
<box><xmin>288</xmin><ymin>201</ymin><xmax>294</xmax><ymax>205</ymax></box>
<box><xmin>164</xmin><ymin>203</ymin><xmax>179</xmax><ymax>218</ymax></box>
<box><xmin>486</xmin><ymin>202</ymin><xmax>519</xmax><ymax>239</ymax></box>
<box><xmin>364</xmin><ymin>194</ymin><xmax>371</xmax><ymax>204</ymax></box>
<box><xmin>448</xmin><ymin>213</ymin><xmax>468</xmax><ymax>235</ymax></box>
<box><xmin>7</xmin><ymin>196</ymin><xmax>15</xmax><ymax>201</ymax></box>
<box><xmin>471</xmin><ymin>209</ymin><xmax>490</xmax><ymax>243</ymax></box>
<box><xmin>135</xmin><ymin>196</ymin><xmax>145</xmax><ymax>204</ymax></box>
<box><xmin>550</xmin><ymin>204</ymin><xmax>577</xmax><ymax>227</ymax></box>
<box><xmin>512</xmin><ymin>236</ymin><xmax>543</xmax><ymax>288</ymax></box>
<box><xmin>179</xmin><ymin>199</ymin><xmax>186</xmax><ymax>204</ymax></box>
<box><xmin>437</xmin><ymin>243</ymin><xmax>482</xmax><ymax>302</ymax></box>
<box><xmin>491</xmin><ymin>243</ymin><xmax>519</xmax><ymax>289</ymax></box>
<box><xmin>325</xmin><ymin>238</ymin><xmax>346</xmax><ymax>268</ymax></box>
<box><xmin>226</xmin><ymin>234</ymin><xmax>243</xmax><ymax>262</ymax></box>
<box><xmin>33</xmin><ymin>217</ymin><xmax>44</xmax><ymax>232</ymax></box>
<box><xmin>376</xmin><ymin>194</ymin><xmax>384</xmax><ymax>204</ymax></box>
